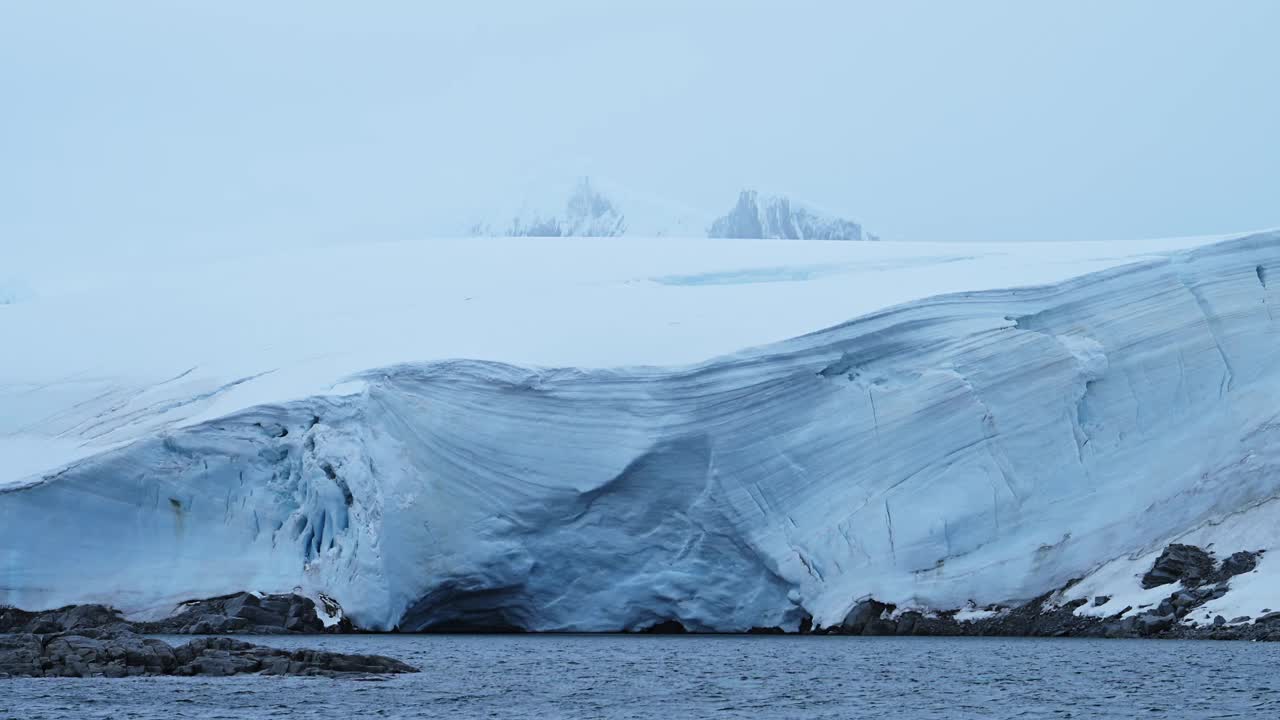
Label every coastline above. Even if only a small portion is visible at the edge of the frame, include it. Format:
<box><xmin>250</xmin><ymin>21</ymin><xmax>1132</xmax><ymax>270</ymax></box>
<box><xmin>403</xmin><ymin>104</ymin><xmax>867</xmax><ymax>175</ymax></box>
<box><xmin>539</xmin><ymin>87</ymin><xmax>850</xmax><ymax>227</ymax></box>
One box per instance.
<box><xmin>6</xmin><ymin>541</ymin><xmax>1275</xmax><ymax>651</ymax></box>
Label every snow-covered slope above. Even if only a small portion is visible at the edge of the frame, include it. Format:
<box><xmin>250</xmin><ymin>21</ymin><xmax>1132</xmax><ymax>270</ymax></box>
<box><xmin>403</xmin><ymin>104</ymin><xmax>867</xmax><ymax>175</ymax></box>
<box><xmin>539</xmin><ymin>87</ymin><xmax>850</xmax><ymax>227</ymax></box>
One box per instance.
<box><xmin>0</xmin><ymin>234</ymin><xmax>1218</xmax><ymax>485</ymax></box>
<box><xmin>2</xmin><ymin>231</ymin><xmax>1276</xmax><ymax>632</ymax></box>
<box><xmin>708</xmin><ymin>190</ymin><xmax>871</xmax><ymax>241</ymax></box>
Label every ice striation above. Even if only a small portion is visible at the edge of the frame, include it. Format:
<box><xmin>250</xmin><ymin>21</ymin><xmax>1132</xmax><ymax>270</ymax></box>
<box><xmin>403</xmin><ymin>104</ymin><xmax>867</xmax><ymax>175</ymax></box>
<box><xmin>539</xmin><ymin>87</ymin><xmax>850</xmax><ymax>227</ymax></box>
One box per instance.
<box><xmin>2</xmin><ymin>232</ymin><xmax>1279</xmax><ymax>632</ymax></box>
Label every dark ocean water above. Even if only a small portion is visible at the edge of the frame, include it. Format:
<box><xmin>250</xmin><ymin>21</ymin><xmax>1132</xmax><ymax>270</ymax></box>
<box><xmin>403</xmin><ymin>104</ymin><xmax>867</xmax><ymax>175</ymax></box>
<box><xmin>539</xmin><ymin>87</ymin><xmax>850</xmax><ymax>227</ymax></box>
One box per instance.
<box><xmin>5</xmin><ymin>634</ymin><xmax>1279</xmax><ymax>719</ymax></box>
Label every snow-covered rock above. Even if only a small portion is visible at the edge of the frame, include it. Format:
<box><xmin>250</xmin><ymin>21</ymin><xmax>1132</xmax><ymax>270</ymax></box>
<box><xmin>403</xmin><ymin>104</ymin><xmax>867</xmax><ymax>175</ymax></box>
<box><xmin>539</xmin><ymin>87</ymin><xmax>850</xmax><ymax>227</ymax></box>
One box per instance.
<box><xmin>708</xmin><ymin>190</ymin><xmax>871</xmax><ymax>241</ymax></box>
<box><xmin>470</xmin><ymin>177</ymin><xmax>627</xmax><ymax>237</ymax></box>
<box><xmin>1</xmin><ymin>231</ymin><xmax>1277</xmax><ymax>632</ymax></box>
<box><xmin>468</xmin><ymin>179</ymin><xmax>871</xmax><ymax>239</ymax></box>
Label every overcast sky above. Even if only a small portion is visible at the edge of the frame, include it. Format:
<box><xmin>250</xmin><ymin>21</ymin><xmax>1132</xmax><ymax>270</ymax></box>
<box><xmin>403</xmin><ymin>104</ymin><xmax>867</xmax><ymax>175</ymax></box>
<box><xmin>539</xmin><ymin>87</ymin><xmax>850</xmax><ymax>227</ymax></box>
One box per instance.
<box><xmin>3</xmin><ymin>0</ymin><xmax>1278</xmax><ymax>252</ymax></box>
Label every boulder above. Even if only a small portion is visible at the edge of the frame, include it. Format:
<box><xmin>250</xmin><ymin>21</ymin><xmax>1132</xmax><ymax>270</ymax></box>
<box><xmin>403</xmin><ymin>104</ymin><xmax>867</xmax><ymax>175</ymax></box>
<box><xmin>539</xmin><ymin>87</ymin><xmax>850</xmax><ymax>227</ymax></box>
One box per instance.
<box><xmin>1136</xmin><ymin>613</ymin><xmax>1176</xmax><ymax>636</ymax></box>
<box><xmin>0</xmin><ymin>604</ymin><xmax>122</xmax><ymax>634</ymax></box>
<box><xmin>839</xmin><ymin>600</ymin><xmax>891</xmax><ymax>634</ymax></box>
<box><xmin>862</xmin><ymin>618</ymin><xmax>898</xmax><ymax>636</ymax></box>
<box><xmin>1216</xmin><ymin>551</ymin><xmax>1261</xmax><ymax>581</ymax></box>
<box><xmin>1142</xmin><ymin>544</ymin><xmax>1214</xmax><ymax>589</ymax></box>
<box><xmin>895</xmin><ymin>612</ymin><xmax>921</xmax><ymax>636</ymax></box>
<box><xmin>1103</xmin><ymin>616</ymin><xmax>1138</xmax><ymax>638</ymax></box>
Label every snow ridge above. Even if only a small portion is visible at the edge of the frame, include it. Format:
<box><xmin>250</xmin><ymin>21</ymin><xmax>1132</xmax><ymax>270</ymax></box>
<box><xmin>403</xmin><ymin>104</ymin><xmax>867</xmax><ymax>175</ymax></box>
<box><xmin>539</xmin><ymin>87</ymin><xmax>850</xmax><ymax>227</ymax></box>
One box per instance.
<box><xmin>1</xmin><ymin>232</ymin><xmax>1277</xmax><ymax>632</ymax></box>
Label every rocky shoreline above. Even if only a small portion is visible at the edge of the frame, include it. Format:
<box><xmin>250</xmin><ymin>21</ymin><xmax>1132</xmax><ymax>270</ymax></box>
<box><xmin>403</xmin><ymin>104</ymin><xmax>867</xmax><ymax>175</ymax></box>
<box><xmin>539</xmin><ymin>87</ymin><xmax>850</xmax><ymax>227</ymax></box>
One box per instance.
<box><xmin>0</xmin><ymin>604</ymin><xmax>414</xmax><ymax>679</ymax></box>
<box><xmin>4</xmin><ymin>541</ymin><xmax>1275</xmax><ymax>675</ymax></box>
<box><xmin>804</xmin><ymin>543</ymin><xmax>1273</xmax><ymax>641</ymax></box>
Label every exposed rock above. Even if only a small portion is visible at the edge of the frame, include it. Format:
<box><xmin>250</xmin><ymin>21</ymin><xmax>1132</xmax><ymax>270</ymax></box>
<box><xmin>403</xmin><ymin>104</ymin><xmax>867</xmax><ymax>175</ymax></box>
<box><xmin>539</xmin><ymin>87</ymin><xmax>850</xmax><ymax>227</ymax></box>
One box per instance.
<box><xmin>816</xmin><ymin>560</ymin><xmax>1280</xmax><ymax>642</ymax></box>
<box><xmin>1141</xmin><ymin>544</ymin><xmax>1214</xmax><ymax>589</ymax></box>
<box><xmin>1</xmin><ymin>604</ymin><xmax>123</xmax><ymax>635</ymax></box>
<box><xmin>894</xmin><ymin>612</ymin><xmax>921</xmax><ymax>636</ymax></box>
<box><xmin>1137</xmin><ymin>613</ymin><xmax>1176</xmax><ymax>635</ymax></box>
<box><xmin>1211</xmin><ymin>550</ymin><xmax>1262</xmax><ymax>583</ymax></box>
<box><xmin>135</xmin><ymin>592</ymin><xmax>349</xmax><ymax>635</ymax></box>
<box><xmin>3</xmin><ymin>594</ymin><xmax>349</xmax><ymax>641</ymax></box>
<box><xmin>707</xmin><ymin>190</ymin><xmax>868</xmax><ymax>241</ymax></box>
<box><xmin>862</xmin><ymin>618</ymin><xmax>898</xmax><ymax>636</ymax></box>
<box><xmin>969</xmin><ymin>596</ymin><xmax>1096</xmax><ymax>638</ymax></box>
<box><xmin>1102</xmin><ymin>616</ymin><xmax>1139</xmax><ymax>638</ymax></box>
<box><xmin>830</xmin><ymin>593</ymin><xmax>1101</xmax><ymax>639</ymax></box>
<box><xmin>1</xmin><ymin>543</ymin><xmax>1271</xmax><ymax>647</ymax></box>
<box><xmin>0</xmin><ymin>607</ymin><xmax>38</xmax><ymax>634</ymax></box>
<box><xmin>471</xmin><ymin>177</ymin><xmax>627</xmax><ymax>238</ymax></box>
<box><xmin>0</xmin><ymin>625</ymin><xmax>415</xmax><ymax>678</ymax></box>
<box><xmin>839</xmin><ymin>600</ymin><xmax>891</xmax><ymax>634</ymax></box>
<box><xmin>900</xmin><ymin>612</ymin><xmax>965</xmax><ymax>637</ymax></box>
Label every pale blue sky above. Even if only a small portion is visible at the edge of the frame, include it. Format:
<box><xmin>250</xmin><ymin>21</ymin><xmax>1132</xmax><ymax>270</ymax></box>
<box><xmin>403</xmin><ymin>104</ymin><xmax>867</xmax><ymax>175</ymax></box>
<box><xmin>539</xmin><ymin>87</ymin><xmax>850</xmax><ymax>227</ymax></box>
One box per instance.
<box><xmin>2</xmin><ymin>0</ymin><xmax>1278</xmax><ymax>251</ymax></box>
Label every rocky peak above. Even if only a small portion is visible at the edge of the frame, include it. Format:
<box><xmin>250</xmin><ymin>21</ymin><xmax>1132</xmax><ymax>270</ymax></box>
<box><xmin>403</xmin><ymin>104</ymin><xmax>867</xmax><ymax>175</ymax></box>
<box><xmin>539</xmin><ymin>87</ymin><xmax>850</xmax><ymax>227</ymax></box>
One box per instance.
<box><xmin>473</xmin><ymin>177</ymin><xmax>626</xmax><ymax>238</ymax></box>
<box><xmin>707</xmin><ymin>189</ymin><xmax>870</xmax><ymax>240</ymax></box>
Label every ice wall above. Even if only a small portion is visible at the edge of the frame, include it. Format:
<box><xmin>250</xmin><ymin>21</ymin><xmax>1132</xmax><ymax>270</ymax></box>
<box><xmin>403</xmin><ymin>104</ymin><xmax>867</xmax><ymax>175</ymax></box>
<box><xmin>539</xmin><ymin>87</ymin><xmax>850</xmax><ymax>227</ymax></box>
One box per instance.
<box><xmin>2</xmin><ymin>232</ymin><xmax>1278</xmax><ymax>631</ymax></box>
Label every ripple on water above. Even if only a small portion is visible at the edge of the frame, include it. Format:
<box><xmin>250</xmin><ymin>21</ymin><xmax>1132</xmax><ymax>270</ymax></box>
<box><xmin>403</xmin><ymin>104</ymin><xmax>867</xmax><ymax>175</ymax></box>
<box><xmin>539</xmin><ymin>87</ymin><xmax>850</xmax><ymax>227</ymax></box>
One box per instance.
<box><xmin>4</xmin><ymin>635</ymin><xmax>1280</xmax><ymax>719</ymax></box>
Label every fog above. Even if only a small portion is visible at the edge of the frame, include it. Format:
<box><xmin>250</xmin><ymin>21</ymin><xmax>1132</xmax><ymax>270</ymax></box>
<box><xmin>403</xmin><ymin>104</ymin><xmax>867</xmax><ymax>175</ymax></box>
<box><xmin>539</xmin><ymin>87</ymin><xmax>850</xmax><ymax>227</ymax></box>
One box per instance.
<box><xmin>3</xmin><ymin>0</ymin><xmax>1277</xmax><ymax>255</ymax></box>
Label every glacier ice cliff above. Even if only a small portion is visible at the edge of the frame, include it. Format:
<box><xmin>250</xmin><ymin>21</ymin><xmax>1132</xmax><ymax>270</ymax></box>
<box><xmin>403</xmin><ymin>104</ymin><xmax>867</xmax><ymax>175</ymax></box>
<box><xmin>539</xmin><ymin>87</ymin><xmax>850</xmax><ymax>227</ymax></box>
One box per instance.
<box><xmin>2</xmin><ymin>232</ymin><xmax>1278</xmax><ymax>632</ymax></box>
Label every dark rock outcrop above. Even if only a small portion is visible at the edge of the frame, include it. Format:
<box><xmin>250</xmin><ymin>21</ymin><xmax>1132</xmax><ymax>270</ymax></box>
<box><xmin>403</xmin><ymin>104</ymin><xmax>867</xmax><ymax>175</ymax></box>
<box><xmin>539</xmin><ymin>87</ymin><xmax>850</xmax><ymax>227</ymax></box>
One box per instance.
<box><xmin>2</xmin><ymin>594</ymin><xmax>348</xmax><ymax>637</ymax></box>
<box><xmin>1210</xmin><ymin>550</ymin><xmax>1262</xmax><ymax>584</ymax></box>
<box><xmin>1141</xmin><ymin>544</ymin><xmax>1214</xmax><ymax>588</ymax></box>
<box><xmin>839</xmin><ymin>600</ymin><xmax>892</xmax><ymax>635</ymax></box>
<box><xmin>816</xmin><ymin>542</ymin><xmax>1274</xmax><ymax>641</ymax></box>
<box><xmin>135</xmin><ymin>592</ymin><xmax>351</xmax><ymax>634</ymax></box>
<box><xmin>0</xmin><ymin>624</ymin><xmax>415</xmax><ymax>678</ymax></box>
<box><xmin>1</xmin><ymin>604</ymin><xmax>124</xmax><ymax>635</ymax></box>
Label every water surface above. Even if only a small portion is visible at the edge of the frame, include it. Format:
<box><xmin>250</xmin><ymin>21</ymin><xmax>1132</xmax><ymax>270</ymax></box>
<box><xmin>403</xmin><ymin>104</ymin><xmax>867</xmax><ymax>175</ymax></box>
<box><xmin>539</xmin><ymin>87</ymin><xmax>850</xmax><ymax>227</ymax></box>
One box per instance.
<box><xmin>5</xmin><ymin>634</ymin><xmax>1277</xmax><ymax>719</ymax></box>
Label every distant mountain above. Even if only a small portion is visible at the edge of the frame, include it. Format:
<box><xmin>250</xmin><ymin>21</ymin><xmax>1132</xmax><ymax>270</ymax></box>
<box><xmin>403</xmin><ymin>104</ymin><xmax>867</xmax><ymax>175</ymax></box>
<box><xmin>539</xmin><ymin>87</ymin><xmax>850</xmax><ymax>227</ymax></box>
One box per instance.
<box><xmin>470</xmin><ymin>177</ymin><xmax>627</xmax><ymax>238</ymax></box>
<box><xmin>469</xmin><ymin>178</ymin><xmax>874</xmax><ymax>240</ymax></box>
<box><xmin>708</xmin><ymin>190</ymin><xmax>873</xmax><ymax>241</ymax></box>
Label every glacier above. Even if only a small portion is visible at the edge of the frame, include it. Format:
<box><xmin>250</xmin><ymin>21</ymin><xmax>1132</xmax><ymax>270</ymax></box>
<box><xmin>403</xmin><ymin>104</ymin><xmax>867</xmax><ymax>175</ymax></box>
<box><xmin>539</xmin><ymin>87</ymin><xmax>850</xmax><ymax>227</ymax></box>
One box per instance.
<box><xmin>1</xmin><ymin>231</ymin><xmax>1278</xmax><ymax>632</ymax></box>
